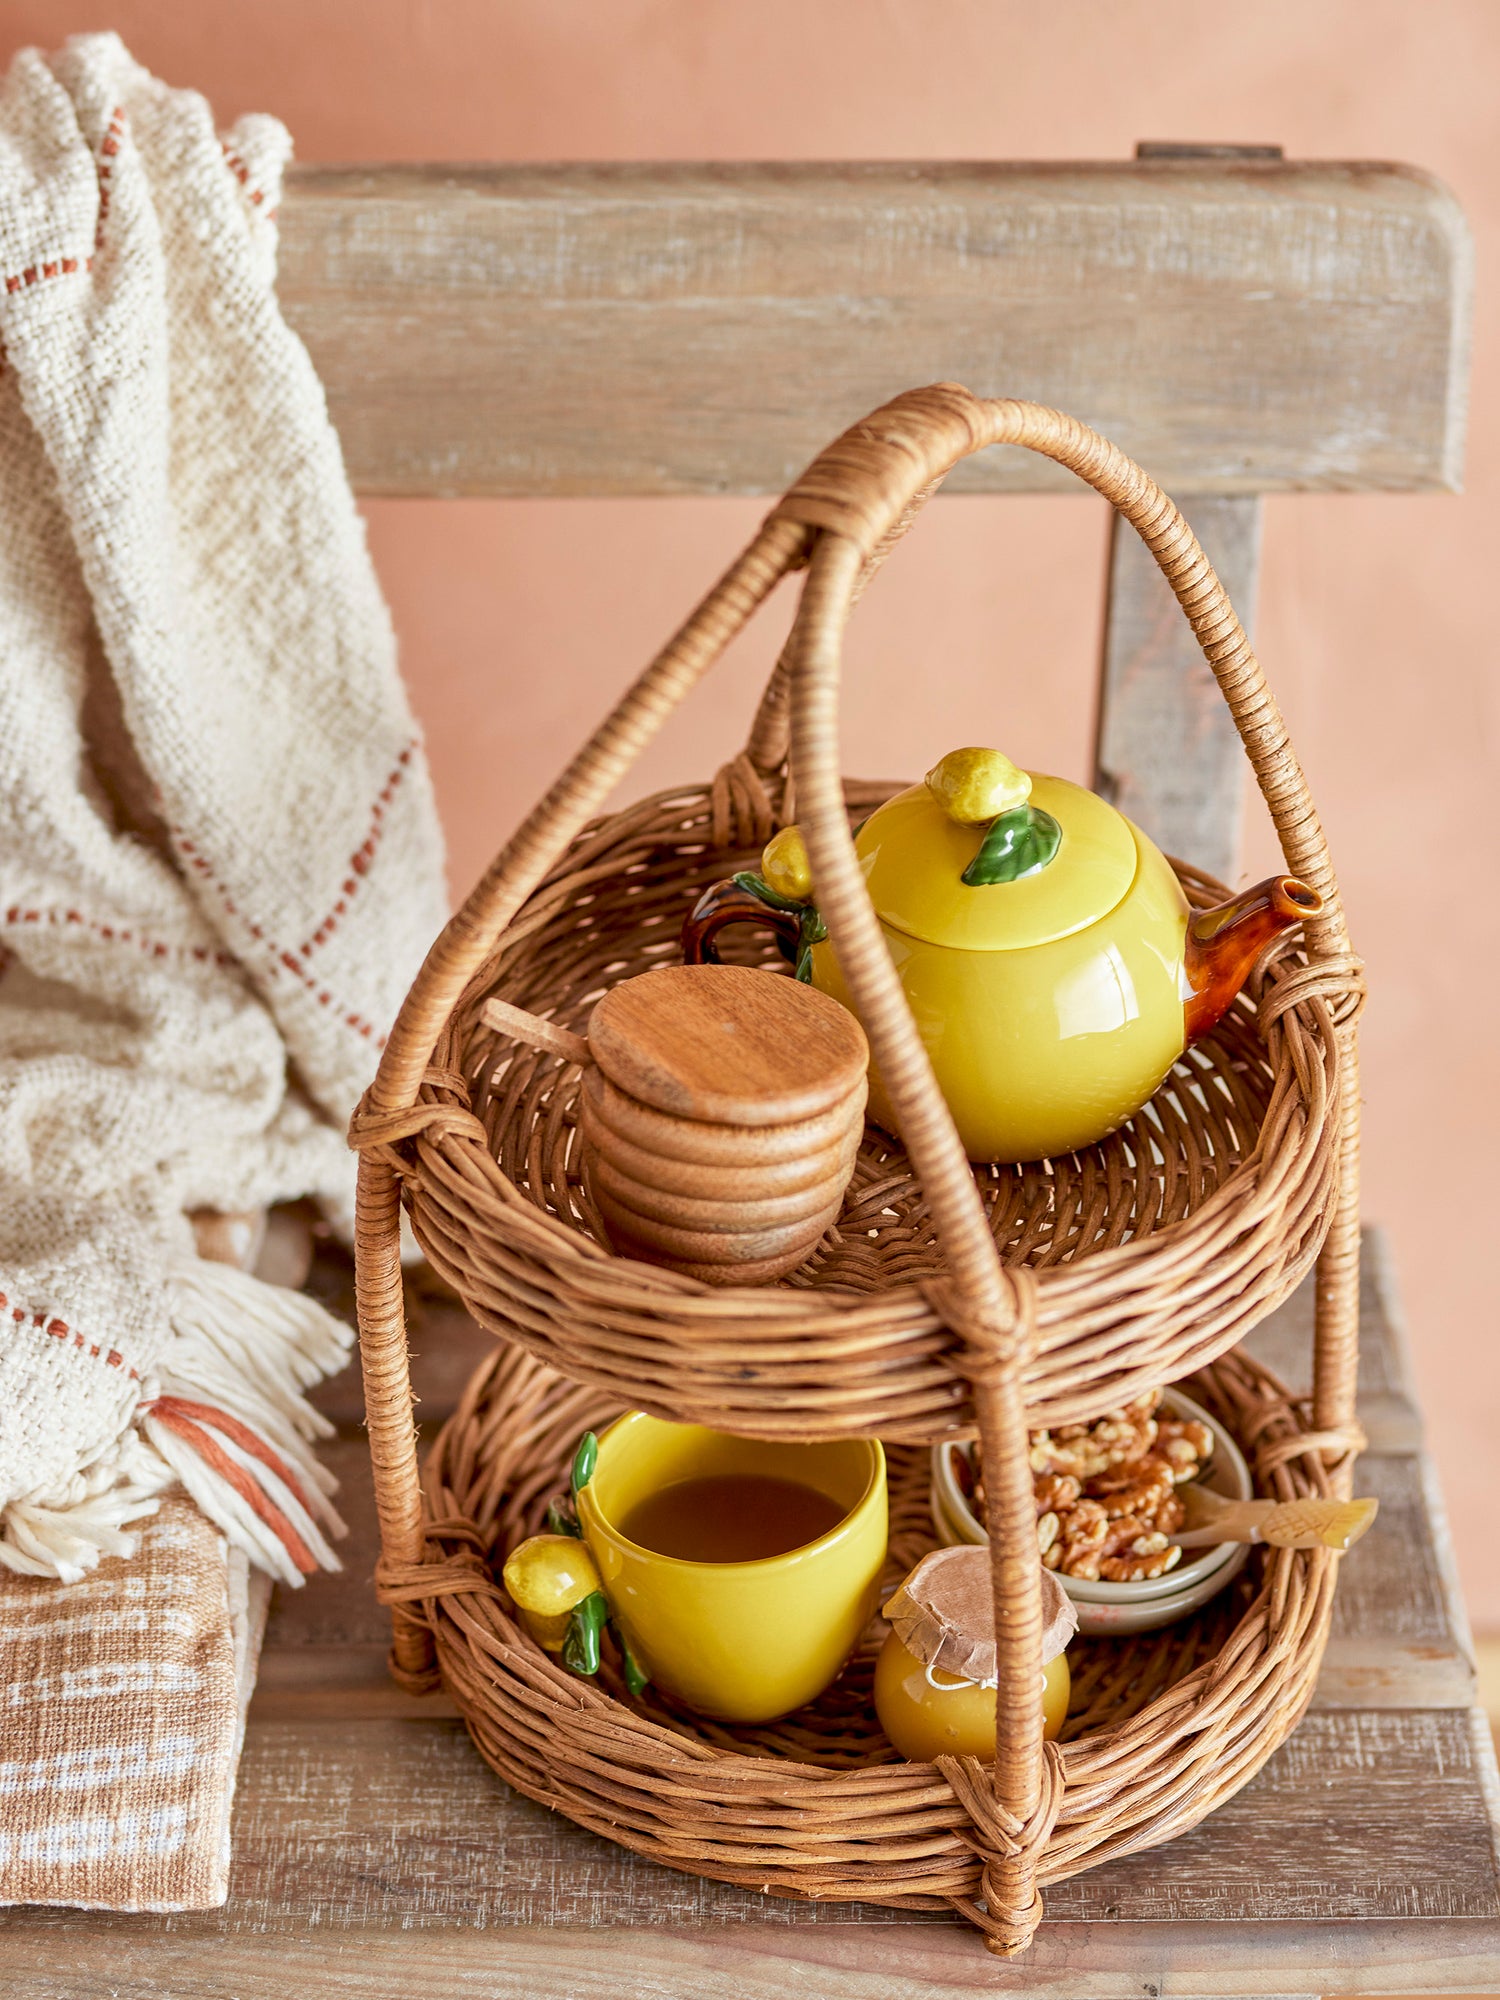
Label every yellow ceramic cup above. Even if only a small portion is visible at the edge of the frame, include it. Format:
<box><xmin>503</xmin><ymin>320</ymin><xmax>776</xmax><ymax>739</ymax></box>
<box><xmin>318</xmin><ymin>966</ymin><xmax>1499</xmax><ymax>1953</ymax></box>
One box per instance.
<box><xmin>577</xmin><ymin>1414</ymin><xmax>887</xmax><ymax>1724</ymax></box>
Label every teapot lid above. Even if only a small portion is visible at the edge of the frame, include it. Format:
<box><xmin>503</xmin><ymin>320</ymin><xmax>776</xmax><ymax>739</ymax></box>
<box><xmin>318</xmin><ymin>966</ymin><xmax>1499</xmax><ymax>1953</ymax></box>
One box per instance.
<box><xmin>854</xmin><ymin>749</ymin><xmax>1139</xmax><ymax>952</ymax></box>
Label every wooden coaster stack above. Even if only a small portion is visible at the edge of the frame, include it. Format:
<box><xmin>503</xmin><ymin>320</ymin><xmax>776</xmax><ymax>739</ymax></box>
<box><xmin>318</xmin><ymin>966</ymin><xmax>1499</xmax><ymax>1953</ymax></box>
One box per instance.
<box><xmin>578</xmin><ymin>964</ymin><xmax>868</xmax><ymax>1285</ymax></box>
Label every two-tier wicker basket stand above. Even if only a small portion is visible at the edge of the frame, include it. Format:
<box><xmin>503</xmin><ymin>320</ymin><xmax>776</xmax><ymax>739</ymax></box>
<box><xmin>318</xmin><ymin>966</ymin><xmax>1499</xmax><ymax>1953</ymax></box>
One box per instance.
<box><xmin>351</xmin><ymin>386</ymin><xmax>1366</xmax><ymax>1958</ymax></box>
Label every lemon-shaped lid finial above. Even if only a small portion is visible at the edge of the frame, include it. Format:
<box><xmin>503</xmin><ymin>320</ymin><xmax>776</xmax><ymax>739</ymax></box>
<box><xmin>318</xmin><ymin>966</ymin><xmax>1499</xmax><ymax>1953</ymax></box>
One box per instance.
<box><xmin>925</xmin><ymin>746</ymin><xmax>1061</xmax><ymax>886</ymax></box>
<box><xmin>924</xmin><ymin>747</ymin><xmax>1032</xmax><ymax>827</ymax></box>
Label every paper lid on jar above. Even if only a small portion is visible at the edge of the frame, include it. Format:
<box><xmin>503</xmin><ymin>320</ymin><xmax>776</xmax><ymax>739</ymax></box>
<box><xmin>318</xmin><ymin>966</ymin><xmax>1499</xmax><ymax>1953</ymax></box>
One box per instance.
<box><xmin>853</xmin><ymin>755</ymin><xmax>1139</xmax><ymax>953</ymax></box>
<box><xmin>882</xmin><ymin>1543</ymin><xmax>1077</xmax><ymax>1684</ymax></box>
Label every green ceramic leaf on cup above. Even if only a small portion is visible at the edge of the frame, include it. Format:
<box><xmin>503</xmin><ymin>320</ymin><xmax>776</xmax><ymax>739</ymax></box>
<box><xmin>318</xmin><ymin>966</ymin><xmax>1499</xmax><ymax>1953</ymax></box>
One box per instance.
<box><xmin>620</xmin><ymin>1634</ymin><xmax>649</xmax><ymax>1697</ymax></box>
<box><xmin>561</xmin><ymin>1589</ymin><xmax>610</xmax><ymax>1675</ymax></box>
<box><xmin>570</xmin><ymin>1431</ymin><xmax>599</xmax><ymax>1496</ymax></box>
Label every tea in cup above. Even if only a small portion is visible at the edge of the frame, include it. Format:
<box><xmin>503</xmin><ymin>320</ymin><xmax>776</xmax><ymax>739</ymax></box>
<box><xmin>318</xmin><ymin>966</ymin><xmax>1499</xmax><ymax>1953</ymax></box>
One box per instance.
<box><xmin>576</xmin><ymin>1413</ymin><xmax>887</xmax><ymax>1723</ymax></box>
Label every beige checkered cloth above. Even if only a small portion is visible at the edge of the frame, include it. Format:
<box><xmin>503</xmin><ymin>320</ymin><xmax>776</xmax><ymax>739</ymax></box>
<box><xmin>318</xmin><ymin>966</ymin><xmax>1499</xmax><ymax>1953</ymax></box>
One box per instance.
<box><xmin>0</xmin><ymin>1494</ymin><xmax>270</xmax><ymax>1909</ymax></box>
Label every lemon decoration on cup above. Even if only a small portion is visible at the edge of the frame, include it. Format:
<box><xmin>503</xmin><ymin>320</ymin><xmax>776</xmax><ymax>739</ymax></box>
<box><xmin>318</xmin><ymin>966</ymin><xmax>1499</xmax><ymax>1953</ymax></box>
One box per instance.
<box><xmin>502</xmin><ymin>1534</ymin><xmax>606</xmax><ymax>1655</ymax></box>
<box><xmin>501</xmin><ymin>1432</ymin><xmax>648</xmax><ymax>1692</ymax></box>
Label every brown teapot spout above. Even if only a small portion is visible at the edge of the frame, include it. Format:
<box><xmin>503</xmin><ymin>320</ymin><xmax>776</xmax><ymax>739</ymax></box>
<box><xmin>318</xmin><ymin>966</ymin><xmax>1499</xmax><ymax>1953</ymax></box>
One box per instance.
<box><xmin>1183</xmin><ymin>875</ymin><xmax>1323</xmax><ymax>1043</ymax></box>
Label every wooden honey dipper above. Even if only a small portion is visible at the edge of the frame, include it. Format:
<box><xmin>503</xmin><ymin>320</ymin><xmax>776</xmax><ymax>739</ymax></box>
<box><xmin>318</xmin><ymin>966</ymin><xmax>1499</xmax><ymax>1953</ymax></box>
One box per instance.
<box><xmin>482</xmin><ymin>964</ymin><xmax>869</xmax><ymax>1285</ymax></box>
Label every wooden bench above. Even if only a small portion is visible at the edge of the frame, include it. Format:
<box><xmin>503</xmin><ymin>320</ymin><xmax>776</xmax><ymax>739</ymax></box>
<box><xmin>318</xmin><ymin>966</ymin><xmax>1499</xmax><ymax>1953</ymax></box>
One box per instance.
<box><xmin>1</xmin><ymin>148</ymin><xmax>1490</xmax><ymax>1999</ymax></box>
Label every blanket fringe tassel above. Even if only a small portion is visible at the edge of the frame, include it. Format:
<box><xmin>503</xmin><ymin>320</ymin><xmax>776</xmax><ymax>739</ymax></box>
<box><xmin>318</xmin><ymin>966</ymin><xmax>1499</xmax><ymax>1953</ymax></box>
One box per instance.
<box><xmin>1</xmin><ymin>1257</ymin><xmax>352</xmax><ymax>1589</ymax></box>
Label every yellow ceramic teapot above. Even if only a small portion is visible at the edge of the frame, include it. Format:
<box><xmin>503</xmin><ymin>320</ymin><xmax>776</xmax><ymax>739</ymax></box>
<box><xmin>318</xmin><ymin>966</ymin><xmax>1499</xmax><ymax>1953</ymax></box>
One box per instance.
<box><xmin>683</xmin><ymin>747</ymin><xmax>1322</xmax><ymax>1164</ymax></box>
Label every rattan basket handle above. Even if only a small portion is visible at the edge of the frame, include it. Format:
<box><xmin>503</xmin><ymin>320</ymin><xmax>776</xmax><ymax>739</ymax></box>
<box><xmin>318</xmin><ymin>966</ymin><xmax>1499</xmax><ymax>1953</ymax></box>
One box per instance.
<box><xmin>764</xmin><ymin>384</ymin><xmax>1352</xmax><ymax>959</ymax></box>
<box><xmin>354</xmin><ymin>517</ymin><xmax>811</xmax><ymax>1675</ymax></box>
<box><xmin>761</xmin><ymin>384</ymin><xmax>1363</xmax><ymax>1459</ymax></box>
<box><xmin>767</xmin><ymin>387</ymin><xmax>1361</xmax><ymax>1949</ymax></box>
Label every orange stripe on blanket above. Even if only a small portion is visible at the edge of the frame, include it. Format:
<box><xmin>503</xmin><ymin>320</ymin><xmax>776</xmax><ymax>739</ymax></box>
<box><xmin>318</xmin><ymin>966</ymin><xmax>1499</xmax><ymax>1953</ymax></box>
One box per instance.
<box><xmin>144</xmin><ymin>1399</ymin><xmax>318</xmax><ymax>1574</ymax></box>
<box><xmin>143</xmin><ymin>1394</ymin><xmax>315</xmax><ymax>1516</ymax></box>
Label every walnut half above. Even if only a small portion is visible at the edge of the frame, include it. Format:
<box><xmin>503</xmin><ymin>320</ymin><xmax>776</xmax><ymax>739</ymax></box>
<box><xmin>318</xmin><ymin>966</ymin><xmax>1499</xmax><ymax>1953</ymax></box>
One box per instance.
<box><xmin>964</xmin><ymin>1388</ymin><xmax>1219</xmax><ymax>1583</ymax></box>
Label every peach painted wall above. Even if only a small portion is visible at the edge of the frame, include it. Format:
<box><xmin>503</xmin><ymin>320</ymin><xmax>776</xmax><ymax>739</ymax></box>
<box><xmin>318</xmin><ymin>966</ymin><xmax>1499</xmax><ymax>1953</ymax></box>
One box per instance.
<box><xmin>6</xmin><ymin>2</ymin><xmax>1498</xmax><ymax>1613</ymax></box>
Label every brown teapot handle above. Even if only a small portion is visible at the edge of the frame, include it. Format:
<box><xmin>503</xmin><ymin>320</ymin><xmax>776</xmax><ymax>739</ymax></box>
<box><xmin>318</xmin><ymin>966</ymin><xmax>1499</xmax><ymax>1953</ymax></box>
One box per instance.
<box><xmin>682</xmin><ymin>880</ymin><xmax>804</xmax><ymax>968</ymax></box>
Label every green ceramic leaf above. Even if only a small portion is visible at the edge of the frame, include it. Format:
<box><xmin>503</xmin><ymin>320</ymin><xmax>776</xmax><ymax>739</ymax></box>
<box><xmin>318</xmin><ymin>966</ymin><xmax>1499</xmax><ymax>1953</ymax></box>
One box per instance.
<box><xmin>731</xmin><ymin>869</ymin><xmax>805</xmax><ymax>913</ymax></box>
<box><xmin>545</xmin><ymin>1501</ymin><xmax>582</xmax><ymax>1539</ymax></box>
<box><xmin>619</xmin><ymin>1634</ymin><xmax>649</xmax><ymax>1697</ymax></box>
<box><xmin>961</xmin><ymin>805</ymin><xmax>1063</xmax><ymax>887</ymax></box>
<box><xmin>793</xmin><ymin>904</ymin><xmax>828</xmax><ymax>980</ymax></box>
<box><xmin>570</xmin><ymin>1431</ymin><xmax>598</xmax><ymax>1496</ymax></box>
<box><xmin>561</xmin><ymin>1591</ymin><xmax>610</xmax><ymax>1676</ymax></box>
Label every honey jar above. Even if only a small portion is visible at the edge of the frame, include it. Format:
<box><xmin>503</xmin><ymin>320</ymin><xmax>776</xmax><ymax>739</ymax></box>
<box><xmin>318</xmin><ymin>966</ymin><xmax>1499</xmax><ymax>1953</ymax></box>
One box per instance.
<box><xmin>874</xmin><ymin>1543</ymin><xmax>1076</xmax><ymax>1762</ymax></box>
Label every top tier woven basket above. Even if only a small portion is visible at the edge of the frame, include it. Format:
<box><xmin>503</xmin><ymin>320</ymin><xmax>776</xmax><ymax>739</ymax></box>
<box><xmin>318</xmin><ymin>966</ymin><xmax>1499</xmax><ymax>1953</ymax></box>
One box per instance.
<box><xmin>352</xmin><ymin>386</ymin><xmax>1367</xmax><ymax>1958</ymax></box>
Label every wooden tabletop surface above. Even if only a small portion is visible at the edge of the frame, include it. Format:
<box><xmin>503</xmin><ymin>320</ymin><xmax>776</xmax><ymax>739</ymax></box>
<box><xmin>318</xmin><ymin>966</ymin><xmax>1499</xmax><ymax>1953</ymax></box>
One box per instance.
<box><xmin>3</xmin><ymin>1228</ymin><xmax>1497</xmax><ymax>1999</ymax></box>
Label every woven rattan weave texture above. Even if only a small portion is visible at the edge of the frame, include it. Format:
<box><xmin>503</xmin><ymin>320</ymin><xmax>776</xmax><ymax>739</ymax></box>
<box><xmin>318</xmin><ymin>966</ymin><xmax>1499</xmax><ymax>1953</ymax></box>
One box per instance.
<box><xmin>352</xmin><ymin>388</ymin><xmax>1366</xmax><ymax>1956</ymax></box>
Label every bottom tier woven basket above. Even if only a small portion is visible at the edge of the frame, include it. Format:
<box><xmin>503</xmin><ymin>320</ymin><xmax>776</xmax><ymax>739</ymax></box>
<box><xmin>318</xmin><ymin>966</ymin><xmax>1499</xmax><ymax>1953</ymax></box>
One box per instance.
<box><xmin>353</xmin><ymin>387</ymin><xmax>1366</xmax><ymax>1957</ymax></box>
<box><xmin>382</xmin><ymin>1342</ymin><xmax>1338</xmax><ymax>1930</ymax></box>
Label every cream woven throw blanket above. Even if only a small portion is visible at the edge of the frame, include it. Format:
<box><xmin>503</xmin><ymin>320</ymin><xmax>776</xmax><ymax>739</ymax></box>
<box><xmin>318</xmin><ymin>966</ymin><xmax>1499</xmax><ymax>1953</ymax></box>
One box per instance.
<box><xmin>0</xmin><ymin>34</ymin><xmax>447</xmax><ymax>1589</ymax></box>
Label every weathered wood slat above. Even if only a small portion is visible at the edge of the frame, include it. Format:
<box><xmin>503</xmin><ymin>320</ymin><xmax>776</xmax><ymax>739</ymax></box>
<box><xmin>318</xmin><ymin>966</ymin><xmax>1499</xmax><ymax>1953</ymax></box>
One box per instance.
<box><xmin>1095</xmin><ymin>496</ymin><xmax>1262</xmax><ymax>883</ymax></box>
<box><xmin>2</xmin><ymin>1927</ymin><xmax>1499</xmax><ymax>2000</ymax></box>
<box><xmin>276</xmin><ymin>162</ymin><xmax>1472</xmax><ymax>498</ymax></box>
<box><xmin>1318</xmin><ymin>1454</ymin><xmax>1475</xmax><ymax>1708</ymax></box>
<box><xmin>3</xmin><ymin>1926</ymin><xmax>1500</xmax><ymax>2000</ymax></box>
<box><xmin>2</xmin><ymin>1710</ymin><xmax>1497</xmax><ymax>1990</ymax></box>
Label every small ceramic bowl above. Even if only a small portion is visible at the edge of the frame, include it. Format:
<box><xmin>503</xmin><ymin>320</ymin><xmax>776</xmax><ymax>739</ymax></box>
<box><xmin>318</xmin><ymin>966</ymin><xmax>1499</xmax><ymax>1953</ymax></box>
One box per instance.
<box><xmin>930</xmin><ymin>1388</ymin><xmax>1252</xmax><ymax>1637</ymax></box>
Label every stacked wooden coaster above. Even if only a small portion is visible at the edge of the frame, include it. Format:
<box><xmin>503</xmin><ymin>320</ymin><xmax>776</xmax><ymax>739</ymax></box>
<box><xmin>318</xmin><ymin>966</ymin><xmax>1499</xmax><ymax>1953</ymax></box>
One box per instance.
<box><xmin>578</xmin><ymin>965</ymin><xmax>868</xmax><ymax>1284</ymax></box>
